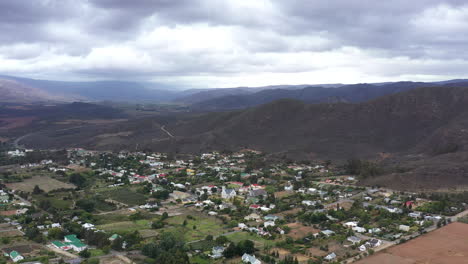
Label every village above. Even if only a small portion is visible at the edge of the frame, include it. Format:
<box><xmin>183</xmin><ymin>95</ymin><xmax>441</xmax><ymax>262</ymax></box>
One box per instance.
<box><xmin>0</xmin><ymin>148</ymin><xmax>467</xmax><ymax>264</ymax></box>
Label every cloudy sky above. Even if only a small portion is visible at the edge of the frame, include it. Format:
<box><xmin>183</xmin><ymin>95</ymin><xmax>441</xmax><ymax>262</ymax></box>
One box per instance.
<box><xmin>1</xmin><ymin>0</ymin><xmax>468</xmax><ymax>88</ymax></box>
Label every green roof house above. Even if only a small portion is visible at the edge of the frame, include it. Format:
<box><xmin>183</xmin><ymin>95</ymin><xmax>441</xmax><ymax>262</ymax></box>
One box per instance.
<box><xmin>64</xmin><ymin>234</ymin><xmax>87</xmax><ymax>252</ymax></box>
<box><xmin>9</xmin><ymin>251</ymin><xmax>24</xmax><ymax>262</ymax></box>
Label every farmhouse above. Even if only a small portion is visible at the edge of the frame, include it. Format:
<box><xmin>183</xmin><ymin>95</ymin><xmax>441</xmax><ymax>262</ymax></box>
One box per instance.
<box><xmin>221</xmin><ymin>186</ymin><xmax>237</xmax><ymax>199</ymax></box>
<box><xmin>242</xmin><ymin>253</ymin><xmax>261</xmax><ymax>264</ymax></box>
<box><xmin>64</xmin><ymin>234</ymin><xmax>88</xmax><ymax>252</ymax></box>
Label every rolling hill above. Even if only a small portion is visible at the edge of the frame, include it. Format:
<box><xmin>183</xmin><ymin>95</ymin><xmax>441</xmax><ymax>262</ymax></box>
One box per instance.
<box><xmin>189</xmin><ymin>81</ymin><xmax>468</xmax><ymax>111</ymax></box>
<box><xmin>11</xmin><ymin>85</ymin><xmax>468</xmax><ymax>190</ymax></box>
<box><xmin>0</xmin><ymin>79</ymin><xmax>72</xmax><ymax>103</ymax></box>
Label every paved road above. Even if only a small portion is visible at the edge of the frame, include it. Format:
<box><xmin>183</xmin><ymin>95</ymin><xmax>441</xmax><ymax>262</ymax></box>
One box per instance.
<box><xmin>160</xmin><ymin>125</ymin><xmax>175</xmax><ymax>138</ymax></box>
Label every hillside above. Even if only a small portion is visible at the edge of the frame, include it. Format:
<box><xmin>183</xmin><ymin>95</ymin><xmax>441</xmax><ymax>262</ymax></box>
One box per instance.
<box><xmin>189</xmin><ymin>81</ymin><xmax>468</xmax><ymax>111</ymax></box>
<box><xmin>0</xmin><ymin>75</ymin><xmax>179</xmax><ymax>102</ymax></box>
<box><xmin>9</xmin><ymin>86</ymin><xmax>468</xmax><ymax>189</ymax></box>
<box><xmin>0</xmin><ymin>79</ymin><xmax>71</xmax><ymax>103</ymax></box>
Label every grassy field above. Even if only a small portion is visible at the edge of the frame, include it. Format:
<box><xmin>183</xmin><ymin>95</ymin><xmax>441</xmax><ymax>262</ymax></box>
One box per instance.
<box><xmin>166</xmin><ymin>214</ymin><xmax>227</xmax><ymax>242</ymax></box>
<box><xmin>33</xmin><ymin>192</ymin><xmax>74</xmax><ymax>210</ymax></box>
<box><xmin>89</xmin><ymin>249</ymin><xmax>106</xmax><ymax>257</ymax></box>
<box><xmin>98</xmin><ymin>187</ymin><xmax>147</xmax><ymax>206</ymax></box>
<box><xmin>6</xmin><ymin>176</ymin><xmax>75</xmax><ymax>192</ymax></box>
<box><xmin>225</xmin><ymin>231</ymin><xmax>276</xmax><ymax>248</ymax></box>
<box><xmin>97</xmin><ymin>219</ymin><xmax>151</xmax><ymax>232</ymax></box>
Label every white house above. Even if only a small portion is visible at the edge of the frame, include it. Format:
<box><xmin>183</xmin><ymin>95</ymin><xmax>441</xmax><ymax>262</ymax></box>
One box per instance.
<box><xmin>352</xmin><ymin>226</ymin><xmax>367</xmax><ymax>233</ymax></box>
<box><xmin>324</xmin><ymin>252</ymin><xmax>336</xmax><ymax>261</ymax></box>
<box><xmin>221</xmin><ymin>187</ymin><xmax>237</xmax><ymax>199</ymax></box>
<box><xmin>242</xmin><ymin>253</ymin><xmax>261</xmax><ymax>264</ymax></box>
<box><xmin>302</xmin><ymin>200</ymin><xmax>316</xmax><ymax>206</ymax></box>
<box><xmin>399</xmin><ymin>225</ymin><xmax>410</xmax><ymax>232</ymax></box>
<box><xmin>264</xmin><ymin>221</ymin><xmax>275</xmax><ymax>228</ymax></box>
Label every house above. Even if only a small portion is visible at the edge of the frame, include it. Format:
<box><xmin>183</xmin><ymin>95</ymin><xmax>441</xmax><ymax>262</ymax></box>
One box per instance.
<box><xmin>365</xmin><ymin>239</ymin><xmax>382</xmax><ymax>248</ymax></box>
<box><xmin>343</xmin><ymin>221</ymin><xmax>358</xmax><ymax>228</ymax></box>
<box><xmin>399</xmin><ymin>225</ymin><xmax>410</xmax><ymax>232</ymax></box>
<box><xmin>244</xmin><ymin>213</ymin><xmax>261</xmax><ymax>221</ymax></box>
<box><xmin>352</xmin><ymin>226</ymin><xmax>366</xmax><ymax>233</ymax></box>
<box><xmin>347</xmin><ymin>236</ymin><xmax>361</xmax><ymax>244</ymax></box>
<box><xmin>238</xmin><ymin>223</ymin><xmax>248</xmax><ymax>230</ymax></box>
<box><xmin>242</xmin><ymin>253</ymin><xmax>261</xmax><ymax>264</ymax></box>
<box><xmin>321</xmin><ymin>230</ymin><xmax>335</xmax><ymax>237</ymax></box>
<box><xmin>109</xmin><ymin>234</ymin><xmax>121</xmax><ymax>241</ymax></box>
<box><xmin>302</xmin><ymin>200</ymin><xmax>316</xmax><ymax>206</ymax></box>
<box><xmin>211</xmin><ymin>246</ymin><xmax>225</xmax><ymax>259</ymax></box>
<box><xmin>359</xmin><ymin>245</ymin><xmax>367</xmax><ymax>251</ymax></box>
<box><xmin>64</xmin><ymin>234</ymin><xmax>88</xmax><ymax>252</ymax></box>
<box><xmin>221</xmin><ymin>187</ymin><xmax>237</xmax><ymax>199</ymax></box>
<box><xmin>324</xmin><ymin>252</ymin><xmax>337</xmax><ymax>261</ymax></box>
<box><xmin>264</xmin><ymin>215</ymin><xmax>280</xmax><ymax>221</ymax></box>
<box><xmin>9</xmin><ymin>251</ymin><xmax>24</xmax><ymax>262</ymax></box>
<box><xmin>264</xmin><ymin>221</ymin><xmax>275</xmax><ymax>228</ymax></box>
<box><xmin>51</xmin><ymin>240</ymin><xmax>72</xmax><ymax>251</ymax></box>
<box><xmin>408</xmin><ymin>212</ymin><xmax>421</xmax><ymax>218</ymax></box>
<box><xmin>249</xmin><ymin>189</ymin><xmax>267</xmax><ymax>198</ymax></box>
<box><xmin>82</xmin><ymin>223</ymin><xmax>95</xmax><ymax>230</ymax></box>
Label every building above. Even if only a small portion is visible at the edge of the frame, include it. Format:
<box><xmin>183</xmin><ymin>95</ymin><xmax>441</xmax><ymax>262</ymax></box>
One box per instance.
<box><xmin>64</xmin><ymin>234</ymin><xmax>88</xmax><ymax>252</ymax></box>
<box><xmin>242</xmin><ymin>253</ymin><xmax>261</xmax><ymax>264</ymax></box>
<box><xmin>347</xmin><ymin>236</ymin><xmax>361</xmax><ymax>244</ymax></box>
<box><xmin>221</xmin><ymin>187</ymin><xmax>237</xmax><ymax>199</ymax></box>
<box><xmin>211</xmin><ymin>246</ymin><xmax>225</xmax><ymax>259</ymax></box>
<box><xmin>399</xmin><ymin>225</ymin><xmax>410</xmax><ymax>232</ymax></box>
<box><xmin>324</xmin><ymin>252</ymin><xmax>336</xmax><ymax>261</ymax></box>
<box><xmin>9</xmin><ymin>251</ymin><xmax>24</xmax><ymax>262</ymax></box>
<box><xmin>365</xmin><ymin>239</ymin><xmax>382</xmax><ymax>248</ymax></box>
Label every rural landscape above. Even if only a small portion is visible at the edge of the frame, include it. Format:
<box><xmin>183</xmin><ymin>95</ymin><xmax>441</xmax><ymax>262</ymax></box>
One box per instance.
<box><xmin>1</xmin><ymin>0</ymin><xmax>468</xmax><ymax>263</ymax></box>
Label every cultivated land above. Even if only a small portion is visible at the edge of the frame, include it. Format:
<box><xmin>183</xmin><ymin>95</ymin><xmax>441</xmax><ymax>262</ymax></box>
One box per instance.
<box><xmin>5</xmin><ymin>176</ymin><xmax>75</xmax><ymax>192</ymax></box>
<box><xmin>356</xmin><ymin>222</ymin><xmax>468</xmax><ymax>264</ymax></box>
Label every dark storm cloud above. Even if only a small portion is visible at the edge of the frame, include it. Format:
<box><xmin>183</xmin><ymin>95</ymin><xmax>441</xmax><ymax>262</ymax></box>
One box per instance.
<box><xmin>0</xmin><ymin>0</ymin><xmax>468</xmax><ymax>86</ymax></box>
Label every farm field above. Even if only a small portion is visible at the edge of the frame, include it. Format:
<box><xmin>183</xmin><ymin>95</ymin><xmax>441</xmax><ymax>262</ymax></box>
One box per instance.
<box><xmin>356</xmin><ymin>222</ymin><xmax>468</xmax><ymax>264</ymax></box>
<box><xmin>224</xmin><ymin>231</ymin><xmax>276</xmax><ymax>248</ymax></box>
<box><xmin>98</xmin><ymin>187</ymin><xmax>147</xmax><ymax>206</ymax></box>
<box><xmin>6</xmin><ymin>176</ymin><xmax>75</xmax><ymax>192</ymax></box>
<box><xmin>285</xmin><ymin>223</ymin><xmax>320</xmax><ymax>240</ymax></box>
<box><xmin>165</xmin><ymin>214</ymin><xmax>227</xmax><ymax>242</ymax></box>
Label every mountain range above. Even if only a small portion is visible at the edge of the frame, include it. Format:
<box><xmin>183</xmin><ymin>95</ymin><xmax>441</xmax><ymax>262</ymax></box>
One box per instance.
<box><xmin>2</xmin><ymin>74</ymin><xmax>468</xmax><ymax>110</ymax></box>
<box><xmin>6</xmin><ymin>85</ymin><xmax>468</xmax><ymax>190</ymax></box>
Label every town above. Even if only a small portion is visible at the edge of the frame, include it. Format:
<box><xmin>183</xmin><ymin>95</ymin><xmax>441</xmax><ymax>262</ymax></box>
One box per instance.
<box><xmin>0</xmin><ymin>148</ymin><xmax>467</xmax><ymax>264</ymax></box>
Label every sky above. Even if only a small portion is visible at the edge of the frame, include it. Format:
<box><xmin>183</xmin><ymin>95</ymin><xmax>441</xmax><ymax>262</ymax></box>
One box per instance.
<box><xmin>1</xmin><ymin>0</ymin><xmax>468</xmax><ymax>88</ymax></box>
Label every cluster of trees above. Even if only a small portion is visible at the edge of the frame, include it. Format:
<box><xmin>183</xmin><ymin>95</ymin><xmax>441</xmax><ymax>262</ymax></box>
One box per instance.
<box><xmin>142</xmin><ymin>232</ymin><xmax>189</xmax><ymax>264</ymax></box>
<box><xmin>223</xmin><ymin>240</ymin><xmax>255</xmax><ymax>258</ymax></box>
<box><xmin>345</xmin><ymin>159</ymin><xmax>383</xmax><ymax>178</ymax></box>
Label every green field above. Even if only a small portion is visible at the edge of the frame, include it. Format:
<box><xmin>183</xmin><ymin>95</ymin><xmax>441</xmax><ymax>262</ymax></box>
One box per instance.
<box><xmin>225</xmin><ymin>231</ymin><xmax>276</xmax><ymax>248</ymax></box>
<box><xmin>97</xmin><ymin>219</ymin><xmax>151</xmax><ymax>232</ymax></box>
<box><xmin>166</xmin><ymin>215</ymin><xmax>227</xmax><ymax>242</ymax></box>
<box><xmin>99</xmin><ymin>187</ymin><xmax>147</xmax><ymax>206</ymax></box>
<box><xmin>33</xmin><ymin>193</ymin><xmax>74</xmax><ymax>210</ymax></box>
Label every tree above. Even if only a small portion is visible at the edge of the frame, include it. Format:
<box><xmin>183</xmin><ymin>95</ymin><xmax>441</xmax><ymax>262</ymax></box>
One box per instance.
<box><xmin>69</xmin><ymin>173</ymin><xmax>87</xmax><ymax>188</ymax></box>
<box><xmin>79</xmin><ymin>249</ymin><xmax>91</xmax><ymax>258</ymax></box>
<box><xmin>215</xmin><ymin>236</ymin><xmax>229</xmax><ymax>245</ymax></box>
<box><xmin>32</xmin><ymin>185</ymin><xmax>43</xmax><ymax>194</ymax></box>
<box><xmin>76</xmin><ymin>199</ymin><xmax>95</xmax><ymax>212</ymax></box>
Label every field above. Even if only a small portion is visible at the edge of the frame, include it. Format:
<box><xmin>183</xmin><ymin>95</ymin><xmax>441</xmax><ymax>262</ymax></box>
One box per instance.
<box><xmin>285</xmin><ymin>223</ymin><xmax>320</xmax><ymax>240</ymax></box>
<box><xmin>6</xmin><ymin>176</ymin><xmax>75</xmax><ymax>192</ymax></box>
<box><xmin>165</xmin><ymin>214</ymin><xmax>227</xmax><ymax>242</ymax></box>
<box><xmin>356</xmin><ymin>222</ymin><xmax>468</xmax><ymax>264</ymax></box>
<box><xmin>99</xmin><ymin>187</ymin><xmax>147</xmax><ymax>206</ymax></box>
<box><xmin>0</xmin><ymin>223</ymin><xmax>24</xmax><ymax>238</ymax></box>
<box><xmin>224</xmin><ymin>231</ymin><xmax>276</xmax><ymax>249</ymax></box>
